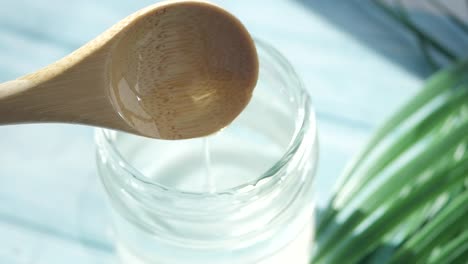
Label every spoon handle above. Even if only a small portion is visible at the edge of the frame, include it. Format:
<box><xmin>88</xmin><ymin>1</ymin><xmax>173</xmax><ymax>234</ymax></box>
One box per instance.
<box><xmin>0</xmin><ymin>69</ymin><xmax>119</xmax><ymax>127</ymax></box>
<box><xmin>0</xmin><ymin>79</ymin><xmax>41</xmax><ymax>124</ymax></box>
<box><xmin>0</xmin><ymin>40</ymin><xmax>136</xmax><ymax>133</ymax></box>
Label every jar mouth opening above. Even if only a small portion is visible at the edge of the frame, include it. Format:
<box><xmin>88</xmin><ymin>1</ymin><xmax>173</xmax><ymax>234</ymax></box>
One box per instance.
<box><xmin>97</xmin><ymin>39</ymin><xmax>316</xmax><ymax>198</ymax></box>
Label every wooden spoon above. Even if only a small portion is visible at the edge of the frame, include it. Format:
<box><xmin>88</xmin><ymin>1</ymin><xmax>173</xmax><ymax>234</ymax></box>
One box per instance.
<box><xmin>0</xmin><ymin>0</ymin><xmax>258</xmax><ymax>139</ymax></box>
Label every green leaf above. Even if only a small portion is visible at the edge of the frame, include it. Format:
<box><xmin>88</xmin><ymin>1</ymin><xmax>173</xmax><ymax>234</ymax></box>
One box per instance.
<box><xmin>318</xmin><ymin>61</ymin><xmax>468</xmax><ymax>233</ymax></box>
<box><xmin>316</xmin><ymin>155</ymin><xmax>468</xmax><ymax>264</ymax></box>
<box><xmin>314</xmin><ymin>114</ymin><xmax>468</xmax><ymax>263</ymax></box>
<box><xmin>389</xmin><ymin>191</ymin><xmax>468</xmax><ymax>263</ymax></box>
<box><xmin>427</xmin><ymin>230</ymin><xmax>468</xmax><ymax>264</ymax></box>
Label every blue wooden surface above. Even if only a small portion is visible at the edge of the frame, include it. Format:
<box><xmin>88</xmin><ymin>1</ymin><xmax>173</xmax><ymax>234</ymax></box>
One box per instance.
<box><xmin>0</xmin><ymin>0</ymin><xmax>431</xmax><ymax>262</ymax></box>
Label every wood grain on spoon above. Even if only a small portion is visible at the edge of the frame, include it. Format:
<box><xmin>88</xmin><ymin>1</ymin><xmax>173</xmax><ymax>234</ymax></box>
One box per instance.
<box><xmin>0</xmin><ymin>0</ymin><xmax>259</xmax><ymax>139</ymax></box>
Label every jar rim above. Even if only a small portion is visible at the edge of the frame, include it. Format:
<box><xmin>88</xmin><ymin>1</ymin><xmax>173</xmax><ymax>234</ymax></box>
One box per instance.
<box><xmin>96</xmin><ymin>39</ymin><xmax>317</xmax><ymax>199</ymax></box>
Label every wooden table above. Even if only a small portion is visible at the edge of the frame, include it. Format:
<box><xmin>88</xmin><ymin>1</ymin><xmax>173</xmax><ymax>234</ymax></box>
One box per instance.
<box><xmin>0</xmin><ymin>0</ymin><xmax>433</xmax><ymax>262</ymax></box>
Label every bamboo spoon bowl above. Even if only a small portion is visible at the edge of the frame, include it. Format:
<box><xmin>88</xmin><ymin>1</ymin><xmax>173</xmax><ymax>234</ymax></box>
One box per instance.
<box><xmin>0</xmin><ymin>0</ymin><xmax>258</xmax><ymax>139</ymax></box>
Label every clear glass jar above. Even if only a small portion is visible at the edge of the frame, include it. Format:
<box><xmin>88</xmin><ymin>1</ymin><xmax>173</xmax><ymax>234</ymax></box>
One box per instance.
<box><xmin>95</xmin><ymin>40</ymin><xmax>318</xmax><ymax>264</ymax></box>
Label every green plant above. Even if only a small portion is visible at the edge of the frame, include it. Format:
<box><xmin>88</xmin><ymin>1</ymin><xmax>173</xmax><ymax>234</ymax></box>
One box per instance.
<box><xmin>312</xmin><ymin>1</ymin><xmax>468</xmax><ymax>263</ymax></box>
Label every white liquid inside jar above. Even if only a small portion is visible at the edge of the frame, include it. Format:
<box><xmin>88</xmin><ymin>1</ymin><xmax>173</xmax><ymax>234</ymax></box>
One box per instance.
<box><xmin>96</xmin><ymin>40</ymin><xmax>317</xmax><ymax>264</ymax></box>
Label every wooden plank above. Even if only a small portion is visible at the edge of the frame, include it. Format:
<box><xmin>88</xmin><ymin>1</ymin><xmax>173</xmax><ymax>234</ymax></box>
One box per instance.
<box><xmin>0</xmin><ymin>217</ymin><xmax>114</xmax><ymax>264</ymax></box>
<box><xmin>0</xmin><ymin>125</ymin><xmax>113</xmax><ymax>252</ymax></box>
